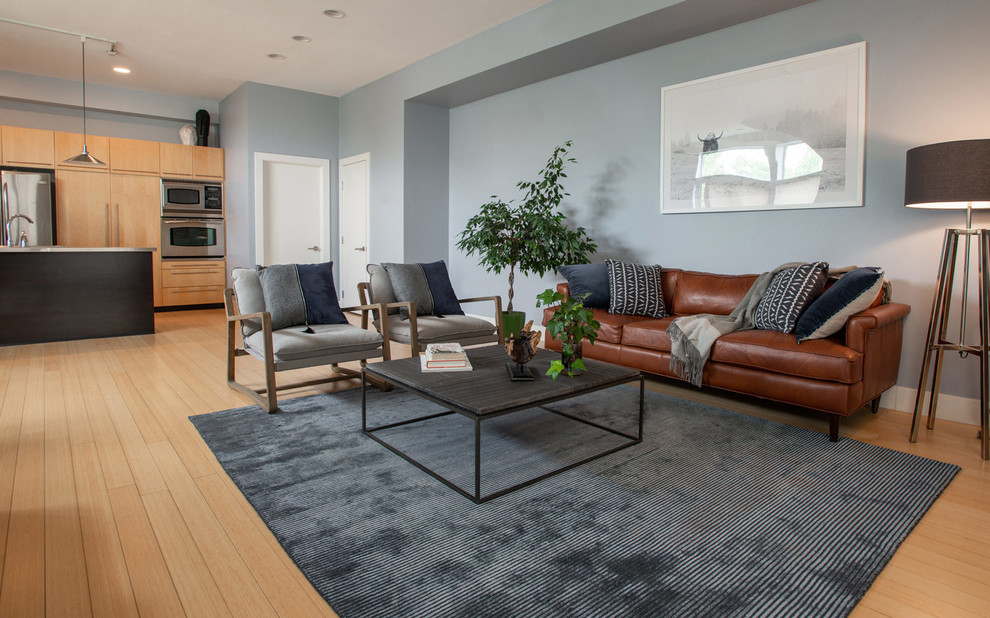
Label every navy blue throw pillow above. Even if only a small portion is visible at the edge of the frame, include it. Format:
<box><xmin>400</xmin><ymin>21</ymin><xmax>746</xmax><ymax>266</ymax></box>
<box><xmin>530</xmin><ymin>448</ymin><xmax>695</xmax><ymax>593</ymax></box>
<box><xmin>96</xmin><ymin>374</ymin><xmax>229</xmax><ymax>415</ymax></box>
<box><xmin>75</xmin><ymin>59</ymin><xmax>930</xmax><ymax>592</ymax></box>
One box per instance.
<box><xmin>795</xmin><ymin>267</ymin><xmax>885</xmax><ymax>342</ymax></box>
<box><xmin>420</xmin><ymin>260</ymin><xmax>464</xmax><ymax>316</ymax></box>
<box><xmin>557</xmin><ymin>263</ymin><xmax>610</xmax><ymax>309</ymax></box>
<box><xmin>296</xmin><ymin>262</ymin><xmax>348</xmax><ymax>325</ymax></box>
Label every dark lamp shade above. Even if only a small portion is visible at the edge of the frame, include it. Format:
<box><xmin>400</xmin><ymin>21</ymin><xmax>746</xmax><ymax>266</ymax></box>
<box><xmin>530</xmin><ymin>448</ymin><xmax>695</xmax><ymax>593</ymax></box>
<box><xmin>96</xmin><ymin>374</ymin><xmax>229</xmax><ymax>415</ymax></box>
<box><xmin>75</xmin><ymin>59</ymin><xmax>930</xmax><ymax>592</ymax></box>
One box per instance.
<box><xmin>904</xmin><ymin>139</ymin><xmax>990</xmax><ymax>209</ymax></box>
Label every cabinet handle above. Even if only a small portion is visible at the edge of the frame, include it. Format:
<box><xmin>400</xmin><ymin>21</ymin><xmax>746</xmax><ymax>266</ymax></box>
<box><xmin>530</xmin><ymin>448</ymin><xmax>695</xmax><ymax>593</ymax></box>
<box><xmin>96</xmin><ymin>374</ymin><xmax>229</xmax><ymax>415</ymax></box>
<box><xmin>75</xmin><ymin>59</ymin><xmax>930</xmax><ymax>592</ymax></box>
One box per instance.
<box><xmin>115</xmin><ymin>204</ymin><xmax>120</xmax><ymax>247</ymax></box>
<box><xmin>105</xmin><ymin>204</ymin><xmax>110</xmax><ymax>246</ymax></box>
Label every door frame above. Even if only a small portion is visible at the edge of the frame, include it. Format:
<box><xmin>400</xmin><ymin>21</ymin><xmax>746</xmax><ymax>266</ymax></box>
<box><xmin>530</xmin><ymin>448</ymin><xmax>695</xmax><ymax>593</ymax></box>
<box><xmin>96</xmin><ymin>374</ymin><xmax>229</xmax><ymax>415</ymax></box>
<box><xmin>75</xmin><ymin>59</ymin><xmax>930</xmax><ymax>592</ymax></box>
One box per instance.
<box><xmin>253</xmin><ymin>152</ymin><xmax>331</xmax><ymax>265</ymax></box>
<box><xmin>338</xmin><ymin>152</ymin><xmax>371</xmax><ymax>299</ymax></box>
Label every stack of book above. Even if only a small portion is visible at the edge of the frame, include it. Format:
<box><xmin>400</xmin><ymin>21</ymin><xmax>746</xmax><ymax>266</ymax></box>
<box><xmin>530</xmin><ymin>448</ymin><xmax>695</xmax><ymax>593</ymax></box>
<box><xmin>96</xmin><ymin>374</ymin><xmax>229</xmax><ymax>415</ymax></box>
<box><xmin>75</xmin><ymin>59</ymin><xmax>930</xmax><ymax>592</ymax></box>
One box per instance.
<box><xmin>421</xmin><ymin>342</ymin><xmax>472</xmax><ymax>371</ymax></box>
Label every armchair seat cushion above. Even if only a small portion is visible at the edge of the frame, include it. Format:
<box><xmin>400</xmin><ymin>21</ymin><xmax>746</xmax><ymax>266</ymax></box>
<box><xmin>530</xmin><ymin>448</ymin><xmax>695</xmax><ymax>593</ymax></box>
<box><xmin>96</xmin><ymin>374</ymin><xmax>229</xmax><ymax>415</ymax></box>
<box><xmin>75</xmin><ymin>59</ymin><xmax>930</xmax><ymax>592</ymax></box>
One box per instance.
<box><xmin>244</xmin><ymin>323</ymin><xmax>383</xmax><ymax>362</ymax></box>
<box><xmin>376</xmin><ymin>314</ymin><xmax>496</xmax><ymax>346</ymax></box>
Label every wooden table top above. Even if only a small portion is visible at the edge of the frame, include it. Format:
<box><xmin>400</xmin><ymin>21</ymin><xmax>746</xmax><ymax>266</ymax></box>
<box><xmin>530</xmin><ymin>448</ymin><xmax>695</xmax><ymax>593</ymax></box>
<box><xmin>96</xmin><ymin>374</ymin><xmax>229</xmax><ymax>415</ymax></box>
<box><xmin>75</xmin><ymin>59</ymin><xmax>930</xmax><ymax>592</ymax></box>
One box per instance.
<box><xmin>364</xmin><ymin>345</ymin><xmax>641</xmax><ymax>417</ymax></box>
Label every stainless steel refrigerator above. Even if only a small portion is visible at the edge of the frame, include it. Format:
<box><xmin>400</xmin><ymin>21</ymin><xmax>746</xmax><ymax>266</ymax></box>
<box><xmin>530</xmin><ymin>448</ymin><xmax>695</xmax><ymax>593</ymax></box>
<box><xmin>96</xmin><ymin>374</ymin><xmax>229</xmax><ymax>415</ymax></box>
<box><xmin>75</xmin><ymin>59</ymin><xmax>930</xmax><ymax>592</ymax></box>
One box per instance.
<box><xmin>0</xmin><ymin>168</ymin><xmax>56</xmax><ymax>247</ymax></box>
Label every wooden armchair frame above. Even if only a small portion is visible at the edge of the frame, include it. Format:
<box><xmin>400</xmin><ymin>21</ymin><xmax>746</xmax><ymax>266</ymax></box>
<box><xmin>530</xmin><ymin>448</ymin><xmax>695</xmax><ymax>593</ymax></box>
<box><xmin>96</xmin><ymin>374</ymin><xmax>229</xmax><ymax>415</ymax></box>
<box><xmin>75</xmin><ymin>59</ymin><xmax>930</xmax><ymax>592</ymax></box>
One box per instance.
<box><xmin>358</xmin><ymin>282</ymin><xmax>503</xmax><ymax>356</ymax></box>
<box><xmin>224</xmin><ymin>288</ymin><xmax>391</xmax><ymax>413</ymax></box>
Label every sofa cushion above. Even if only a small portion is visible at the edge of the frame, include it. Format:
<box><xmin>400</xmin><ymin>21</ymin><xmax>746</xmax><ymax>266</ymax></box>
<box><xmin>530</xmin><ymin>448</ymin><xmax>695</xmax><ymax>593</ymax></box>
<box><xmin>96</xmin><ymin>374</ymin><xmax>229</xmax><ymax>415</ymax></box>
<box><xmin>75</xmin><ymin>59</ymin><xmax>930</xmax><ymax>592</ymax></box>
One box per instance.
<box><xmin>619</xmin><ymin>318</ymin><xmax>677</xmax><ymax>351</ymax></box>
<box><xmin>670</xmin><ymin>271</ymin><xmax>757</xmax><ymax>316</ymax></box>
<box><xmin>753</xmin><ymin>261</ymin><xmax>829</xmax><ymax>334</ymax></box>
<box><xmin>795</xmin><ymin>267</ymin><xmax>885</xmax><ymax>342</ymax></box>
<box><xmin>606</xmin><ymin>259</ymin><xmax>666</xmax><ymax>318</ymax></box>
<box><xmin>710</xmin><ymin>329</ymin><xmax>862</xmax><ymax>384</ymax></box>
<box><xmin>558</xmin><ymin>263</ymin><xmax>610</xmax><ymax>309</ymax></box>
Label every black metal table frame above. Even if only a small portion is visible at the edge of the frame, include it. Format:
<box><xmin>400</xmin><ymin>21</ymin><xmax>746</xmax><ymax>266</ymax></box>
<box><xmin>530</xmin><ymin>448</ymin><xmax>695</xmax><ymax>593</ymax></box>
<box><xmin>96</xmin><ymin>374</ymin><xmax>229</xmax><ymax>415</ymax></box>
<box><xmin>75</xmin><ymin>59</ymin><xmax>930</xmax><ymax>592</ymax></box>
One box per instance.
<box><xmin>361</xmin><ymin>369</ymin><xmax>644</xmax><ymax>504</ymax></box>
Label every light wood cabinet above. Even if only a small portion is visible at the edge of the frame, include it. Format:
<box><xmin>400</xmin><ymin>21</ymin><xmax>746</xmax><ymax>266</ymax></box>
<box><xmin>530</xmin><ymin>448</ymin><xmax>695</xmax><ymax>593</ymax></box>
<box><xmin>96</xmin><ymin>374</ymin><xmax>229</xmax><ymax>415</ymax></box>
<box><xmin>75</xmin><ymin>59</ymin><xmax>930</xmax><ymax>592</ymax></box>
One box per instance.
<box><xmin>161</xmin><ymin>259</ymin><xmax>225</xmax><ymax>306</ymax></box>
<box><xmin>192</xmin><ymin>146</ymin><xmax>224</xmax><ymax>179</ymax></box>
<box><xmin>55</xmin><ymin>170</ymin><xmax>163</xmax><ymax>305</ymax></box>
<box><xmin>2</xmin><ymin>126</ymin><xmax>55</xmax><ymax>168</ymax></box>
<box><xmin>110</xmin><ymin>137</ymin><xmax>160</xmax><ymax>175</ymax></box>
<box><xmin>161</xmin><ymin>143</ymin><xmax>224</xmax><ymax>179</ymax></box>
<box><xmin>55</xmin><ymin>169</ymin><xmax>112</xmax><ymax>247</ymax></box>
<box><xmin>55</xmin><ymin>132</ymin><xmax>110</xmax><ymax>171</ymax></box>
<box><xmin>111</xmin><ymin>174</ymin><xmax>163</xmax><ymax>306</ymax></box>
<box><xmin>160</xmin><ymin>143</ymin><xmax>193</xmax><ymax>177</ymax></box>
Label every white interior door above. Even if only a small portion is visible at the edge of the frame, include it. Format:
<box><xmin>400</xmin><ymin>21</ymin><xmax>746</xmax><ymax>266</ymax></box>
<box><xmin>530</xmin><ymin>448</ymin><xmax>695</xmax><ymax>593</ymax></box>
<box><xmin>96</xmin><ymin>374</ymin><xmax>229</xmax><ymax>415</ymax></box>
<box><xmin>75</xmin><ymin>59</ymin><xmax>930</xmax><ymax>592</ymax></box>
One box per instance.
<box><xmin>339</xmin><ymin>153</ymin><xmax>370</xmax><ymax>303</ymax></box>
<box><xmin>254</xmin><ymin>152</ymin><xmax>331</xmax><ymax>266</ymax></box>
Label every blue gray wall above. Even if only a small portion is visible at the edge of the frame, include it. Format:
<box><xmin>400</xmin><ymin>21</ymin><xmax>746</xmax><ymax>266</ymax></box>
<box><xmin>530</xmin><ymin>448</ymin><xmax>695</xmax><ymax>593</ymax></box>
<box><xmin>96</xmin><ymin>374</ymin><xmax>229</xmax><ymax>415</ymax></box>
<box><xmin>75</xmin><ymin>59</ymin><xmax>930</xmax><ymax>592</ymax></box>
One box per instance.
<box><xmin>219</xmin><ymin>82</ymin><xmax>339</xmax><ymax>275</ymax></box>
<box><xmin>342</xmin><ymin>0</ymin><xmax>990</xmax><ymax>404</ymax></box>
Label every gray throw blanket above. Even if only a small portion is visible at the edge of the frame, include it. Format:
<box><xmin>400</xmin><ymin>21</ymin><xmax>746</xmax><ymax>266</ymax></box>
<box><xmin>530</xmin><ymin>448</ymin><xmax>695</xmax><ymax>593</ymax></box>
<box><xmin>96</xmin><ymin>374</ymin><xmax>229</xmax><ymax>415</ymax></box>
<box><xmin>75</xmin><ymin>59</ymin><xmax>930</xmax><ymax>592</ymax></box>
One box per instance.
<box><xmin>667</xmin><ymin>262</ymin><xmax>800</xmax><ymax>387</ymax></box>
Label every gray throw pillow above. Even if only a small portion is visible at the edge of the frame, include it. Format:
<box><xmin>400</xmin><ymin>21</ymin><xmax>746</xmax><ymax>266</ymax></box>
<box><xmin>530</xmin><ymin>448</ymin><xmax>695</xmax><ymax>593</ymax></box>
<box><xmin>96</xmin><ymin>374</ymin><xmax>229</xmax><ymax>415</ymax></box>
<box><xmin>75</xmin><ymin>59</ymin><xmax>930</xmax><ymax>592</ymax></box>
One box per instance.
<box><xmin>383</xmin><ymin>262</ymin><xmax>434</xmax><ymax>318</ymax></box>
<box><xmin>259</xmin><ymin>264</ymin><xmax>307</xmax><ymax>330</ymax></box>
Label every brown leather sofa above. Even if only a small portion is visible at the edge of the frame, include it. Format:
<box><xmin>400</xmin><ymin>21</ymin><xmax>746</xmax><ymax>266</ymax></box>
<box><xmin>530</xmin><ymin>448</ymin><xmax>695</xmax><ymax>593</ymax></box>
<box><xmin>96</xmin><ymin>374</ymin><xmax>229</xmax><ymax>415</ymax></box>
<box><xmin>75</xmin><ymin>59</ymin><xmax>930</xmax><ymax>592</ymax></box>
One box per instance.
<box><xmin>542</xmin><ymin>268</ymin><xmax>911</xmax><ymax>441</ymax></box>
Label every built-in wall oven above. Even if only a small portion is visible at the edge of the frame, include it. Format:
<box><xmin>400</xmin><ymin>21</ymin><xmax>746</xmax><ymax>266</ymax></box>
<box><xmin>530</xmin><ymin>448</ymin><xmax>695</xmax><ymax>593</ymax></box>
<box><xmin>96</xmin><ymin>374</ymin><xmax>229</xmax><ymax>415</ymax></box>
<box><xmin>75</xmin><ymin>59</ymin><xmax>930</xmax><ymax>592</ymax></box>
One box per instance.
<box><xmin>161</xmin><ymin>179</ymin><xmax>225</xmax><ymax>259</ymax></box>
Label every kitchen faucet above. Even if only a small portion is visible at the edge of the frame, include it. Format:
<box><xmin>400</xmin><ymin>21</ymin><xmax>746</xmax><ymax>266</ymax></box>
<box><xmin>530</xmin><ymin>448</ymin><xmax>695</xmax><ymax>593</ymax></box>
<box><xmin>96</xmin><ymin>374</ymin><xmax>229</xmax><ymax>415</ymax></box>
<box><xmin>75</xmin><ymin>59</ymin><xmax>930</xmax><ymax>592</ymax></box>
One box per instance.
<box><xmin>5</xmin><ymin>213</ymin><xmax>33</xmax><ymax>247</ymax></box>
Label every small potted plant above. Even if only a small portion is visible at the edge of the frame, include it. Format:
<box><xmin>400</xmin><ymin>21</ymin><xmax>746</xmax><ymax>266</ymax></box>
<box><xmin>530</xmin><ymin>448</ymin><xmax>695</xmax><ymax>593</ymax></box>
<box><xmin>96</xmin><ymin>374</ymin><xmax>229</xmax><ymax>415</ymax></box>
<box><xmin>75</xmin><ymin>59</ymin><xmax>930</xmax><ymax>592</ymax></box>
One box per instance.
<box><xmin>536</xmin><ymin>288</ymin><xmax>601</xmax><ymax>379</ymax></box>
<box><xmin>457</xmin><ymin>141</ymin><xmax>597</xmax><ymax>337</ymax></box>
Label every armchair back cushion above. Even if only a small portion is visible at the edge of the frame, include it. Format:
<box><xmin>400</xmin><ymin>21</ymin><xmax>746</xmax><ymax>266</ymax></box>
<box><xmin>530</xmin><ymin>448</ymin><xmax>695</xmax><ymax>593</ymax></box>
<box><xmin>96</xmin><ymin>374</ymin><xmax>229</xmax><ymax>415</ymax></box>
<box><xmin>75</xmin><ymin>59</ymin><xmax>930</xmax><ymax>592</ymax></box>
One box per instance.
<box><xmin>231</xmin><ymin>267</ymin><xmax>265</xmax><ymax>336</ymax></box>
<box><xmin>366</xmin><ymin>264</ymin><xmax>400</xmax><ymax>314</ymax></box>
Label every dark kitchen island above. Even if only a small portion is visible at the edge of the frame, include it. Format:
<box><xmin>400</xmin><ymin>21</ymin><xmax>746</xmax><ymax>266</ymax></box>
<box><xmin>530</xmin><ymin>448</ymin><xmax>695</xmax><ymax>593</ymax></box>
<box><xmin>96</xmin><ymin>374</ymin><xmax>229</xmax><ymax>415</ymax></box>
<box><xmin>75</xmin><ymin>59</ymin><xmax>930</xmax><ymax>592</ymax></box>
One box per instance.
<box><xmin>0</xmin><ymin>247</ymin><xmax>155</xmax><ymax>345</ymax></box>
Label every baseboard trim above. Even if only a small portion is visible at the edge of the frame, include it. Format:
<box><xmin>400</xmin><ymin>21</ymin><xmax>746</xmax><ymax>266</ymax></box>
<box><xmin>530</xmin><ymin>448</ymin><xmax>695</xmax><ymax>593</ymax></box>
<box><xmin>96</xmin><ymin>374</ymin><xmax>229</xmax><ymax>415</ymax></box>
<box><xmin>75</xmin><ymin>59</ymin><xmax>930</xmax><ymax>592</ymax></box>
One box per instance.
<box><xmin>881</xmin><ymin>386</ymin><xmax>981</xmax><ymax>427</ymax></box>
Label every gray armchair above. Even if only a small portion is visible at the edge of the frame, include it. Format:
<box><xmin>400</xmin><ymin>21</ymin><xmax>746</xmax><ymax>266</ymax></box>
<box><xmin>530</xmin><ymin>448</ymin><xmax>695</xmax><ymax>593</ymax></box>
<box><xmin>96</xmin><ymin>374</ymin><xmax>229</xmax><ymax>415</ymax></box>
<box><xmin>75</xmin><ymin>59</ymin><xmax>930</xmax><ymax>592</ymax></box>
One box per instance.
<box><xmin>225</xmin><ymin>267</ymin><xmax>390</xmax><ymax>413</ymax></box>
<box><xmin>358</xmin><ymin>263</ymin><xmax>502</xmax><ymax>356</ymax></box>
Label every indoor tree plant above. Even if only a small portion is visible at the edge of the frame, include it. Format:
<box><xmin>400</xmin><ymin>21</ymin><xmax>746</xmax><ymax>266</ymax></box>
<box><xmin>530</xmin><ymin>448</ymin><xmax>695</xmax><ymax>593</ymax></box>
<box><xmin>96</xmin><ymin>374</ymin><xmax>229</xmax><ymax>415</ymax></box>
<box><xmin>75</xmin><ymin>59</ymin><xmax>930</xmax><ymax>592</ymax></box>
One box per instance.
<box><xmin>536</xmin><ymin>288</ymin><xmax>601</xmax><ymax>379</ymax></box>
<box><xmin>457</xmin><ymin>140</ymin><xmax>598</xmax><ymax>336</ymax></box>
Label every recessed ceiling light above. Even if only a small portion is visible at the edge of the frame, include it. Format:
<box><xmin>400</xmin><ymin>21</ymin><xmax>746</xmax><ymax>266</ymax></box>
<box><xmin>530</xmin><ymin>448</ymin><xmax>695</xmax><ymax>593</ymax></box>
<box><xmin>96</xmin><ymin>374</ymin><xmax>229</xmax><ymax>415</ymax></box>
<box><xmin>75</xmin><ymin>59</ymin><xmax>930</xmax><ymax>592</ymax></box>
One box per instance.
<box><xmin>112</xmin><ymin>66</ymin><xmax>131</xmax><ymax>74</ymax></box>
<box><xmin>267</xmin><ymin>53</ymin><xmax>286</xmax><ymax>60</ymax></box>
<box><xmin>292</xmin><ymin>35</ymin><xmax>312</xmax><ymax>43</ymax></box>
<box><xmin>323</xmin><ymin>9</ymin><xmax>345</xmax><ymax>18</ymax></box>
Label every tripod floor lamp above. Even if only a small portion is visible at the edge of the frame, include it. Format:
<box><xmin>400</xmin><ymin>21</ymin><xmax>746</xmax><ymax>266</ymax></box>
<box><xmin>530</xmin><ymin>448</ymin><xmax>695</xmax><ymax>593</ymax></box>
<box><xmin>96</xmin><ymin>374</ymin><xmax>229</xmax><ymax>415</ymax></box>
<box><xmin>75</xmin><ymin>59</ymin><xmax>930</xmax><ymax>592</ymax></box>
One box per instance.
<box><xmin>905</xmin><ymin>138</ymin><xmax>990</xmax><ymax>460</ymax></box>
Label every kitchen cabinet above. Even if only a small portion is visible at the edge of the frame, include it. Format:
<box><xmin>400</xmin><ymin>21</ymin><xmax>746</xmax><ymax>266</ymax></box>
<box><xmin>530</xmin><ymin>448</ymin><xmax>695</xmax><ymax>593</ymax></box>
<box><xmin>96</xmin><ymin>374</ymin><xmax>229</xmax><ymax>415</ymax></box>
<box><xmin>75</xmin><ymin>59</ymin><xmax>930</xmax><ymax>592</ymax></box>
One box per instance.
<box><xmin>161</xmin><ymin>259</ymin><xmax>225</xmax><ymax>306</ymax></box>
<box><xmin>55</xmin><ymin>132</ymin><xmax>110</xmax><ymax>171</ymax></box>
<box><xmin>56</xmin><ymin>170</ymin><xmax>163</xmax><ymax>305</ymax></box>
<box><xmin>55</xmin><ymin>169</ymin><xmax>112</xmax><ymax>247</ymax></box>
<box><xmin>161</xmin><ymin>143</ymin><xmax>224</xmax><ymax>179</ymax></box>
<box><xmin>192</xmin><ymin>146</ymin><xmax>224</xmax><ymax>179</ymax></box>
<box><xmin>110</xmin><ymin>137</ymin><xmax>160</xmax><ymax>175</ymax></box>
<box><xmin>2</xmin><ymin>126</ymin><xmax>55</xmax><ymax>168</ymax></box>
<box><xmin>160</xmin><ymin>143</ymin><xmax>192</xmax><ymax>177</ymax></box>
<box><xmin>111</xmin><ymin>174</ymin><xmax>163</xmax><ymax>306</ymax></box>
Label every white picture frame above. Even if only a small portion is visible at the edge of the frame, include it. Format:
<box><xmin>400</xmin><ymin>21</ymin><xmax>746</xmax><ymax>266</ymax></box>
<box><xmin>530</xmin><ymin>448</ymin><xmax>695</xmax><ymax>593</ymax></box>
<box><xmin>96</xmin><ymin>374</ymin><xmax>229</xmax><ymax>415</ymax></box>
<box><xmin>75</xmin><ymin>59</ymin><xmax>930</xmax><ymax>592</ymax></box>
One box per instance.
<box><xmin>660</xmin><ymin>42</ymin><xmax>866</xmax><ymax>214</ymax></box>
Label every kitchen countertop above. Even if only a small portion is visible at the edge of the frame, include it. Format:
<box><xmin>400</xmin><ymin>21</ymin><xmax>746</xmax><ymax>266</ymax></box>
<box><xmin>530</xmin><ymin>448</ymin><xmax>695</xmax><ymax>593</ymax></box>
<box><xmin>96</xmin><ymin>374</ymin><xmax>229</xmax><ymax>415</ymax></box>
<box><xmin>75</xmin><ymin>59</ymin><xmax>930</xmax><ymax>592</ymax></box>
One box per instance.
<box><xmin>0</xmin><ymin>246</ymin><xmax>156</xmax><ymax>253</ymax></box>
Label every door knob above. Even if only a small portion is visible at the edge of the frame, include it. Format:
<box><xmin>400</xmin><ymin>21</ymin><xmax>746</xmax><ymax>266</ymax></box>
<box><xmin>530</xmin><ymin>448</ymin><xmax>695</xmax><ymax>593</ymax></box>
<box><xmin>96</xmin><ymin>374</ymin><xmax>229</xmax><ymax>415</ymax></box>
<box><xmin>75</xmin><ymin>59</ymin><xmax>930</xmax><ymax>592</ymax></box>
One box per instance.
<box><xmin>307</xmin><ymin>246</ymin><xmax>320</xmax><ymax>251</ymax></box>
<box><xmin>354</xmin><ymin>246</ymin><xmax>366</xmax><ymax>251</ymax></box>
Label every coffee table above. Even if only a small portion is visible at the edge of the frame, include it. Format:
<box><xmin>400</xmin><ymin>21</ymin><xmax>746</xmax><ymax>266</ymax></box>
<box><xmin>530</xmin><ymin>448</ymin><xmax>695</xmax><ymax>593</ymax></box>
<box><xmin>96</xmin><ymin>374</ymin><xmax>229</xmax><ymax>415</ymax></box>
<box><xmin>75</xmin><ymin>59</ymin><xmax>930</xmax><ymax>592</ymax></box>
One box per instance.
<box><xmin>361</xmin><ymin>345</ymin><xmax>644</xmax><ymax>503</ymax></box>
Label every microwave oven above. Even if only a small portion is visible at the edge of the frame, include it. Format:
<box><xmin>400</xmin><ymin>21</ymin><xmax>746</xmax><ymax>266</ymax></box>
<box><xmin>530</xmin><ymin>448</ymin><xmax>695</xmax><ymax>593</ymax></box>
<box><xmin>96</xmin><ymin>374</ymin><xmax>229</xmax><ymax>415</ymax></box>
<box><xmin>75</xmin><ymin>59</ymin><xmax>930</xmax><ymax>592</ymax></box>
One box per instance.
<box><xmin>162</xmin><ymin>179</ymin><xmax>223</xmax><ymax>218</ymax></box>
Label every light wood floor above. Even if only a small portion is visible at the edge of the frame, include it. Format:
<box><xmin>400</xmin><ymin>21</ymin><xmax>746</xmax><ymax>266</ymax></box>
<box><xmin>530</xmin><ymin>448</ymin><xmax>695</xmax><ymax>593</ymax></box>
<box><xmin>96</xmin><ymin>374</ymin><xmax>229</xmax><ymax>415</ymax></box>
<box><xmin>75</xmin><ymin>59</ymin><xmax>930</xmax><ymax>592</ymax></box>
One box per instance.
<box><xmin>0</xmin><ymin>308</ymin><xmax>986</xmax><ymax>617</ymax></box>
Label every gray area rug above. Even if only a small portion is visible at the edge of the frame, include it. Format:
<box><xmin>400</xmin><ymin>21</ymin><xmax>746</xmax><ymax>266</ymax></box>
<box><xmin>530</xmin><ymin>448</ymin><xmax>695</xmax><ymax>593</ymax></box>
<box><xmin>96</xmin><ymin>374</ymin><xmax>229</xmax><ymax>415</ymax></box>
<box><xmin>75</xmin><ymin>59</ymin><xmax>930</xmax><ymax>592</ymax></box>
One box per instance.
<box><xmin>191</xmin><ymin>386</ymin><xmax>959</xmax><ymax>618</ymax></box>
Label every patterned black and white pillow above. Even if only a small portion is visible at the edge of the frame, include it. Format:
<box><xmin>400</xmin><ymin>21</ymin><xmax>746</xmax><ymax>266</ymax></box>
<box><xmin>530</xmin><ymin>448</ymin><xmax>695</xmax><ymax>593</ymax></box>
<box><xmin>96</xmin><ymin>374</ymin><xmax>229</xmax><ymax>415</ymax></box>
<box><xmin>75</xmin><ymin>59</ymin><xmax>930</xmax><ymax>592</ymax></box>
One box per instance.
<box><xmin>754</xmin><ymin>261</ymin><xmax>829</xmax><ymax>333</ymax></box>
<box><xmin>606</xmin><ymin>259</ymin><xmax>666</xmax><ymax>318</ymax></box>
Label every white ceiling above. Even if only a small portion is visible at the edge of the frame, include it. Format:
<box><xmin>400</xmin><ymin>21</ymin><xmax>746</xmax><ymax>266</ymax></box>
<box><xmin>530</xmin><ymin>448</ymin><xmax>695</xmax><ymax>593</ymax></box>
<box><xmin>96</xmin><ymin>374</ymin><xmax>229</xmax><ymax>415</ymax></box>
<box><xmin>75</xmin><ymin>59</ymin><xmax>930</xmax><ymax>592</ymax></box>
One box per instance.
<box><xmin>0</xmin><ymin>0</ymin><xmax>554</xmax><ymax>102</ymax></box>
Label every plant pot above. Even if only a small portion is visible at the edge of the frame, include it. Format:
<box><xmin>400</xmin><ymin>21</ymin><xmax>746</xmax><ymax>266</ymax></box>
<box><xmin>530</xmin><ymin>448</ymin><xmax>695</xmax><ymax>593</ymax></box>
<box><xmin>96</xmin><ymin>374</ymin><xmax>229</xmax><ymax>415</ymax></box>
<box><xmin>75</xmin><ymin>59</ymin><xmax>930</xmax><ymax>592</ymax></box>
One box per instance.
<box><xmin>561</xmin><ymin>341</ymin><xmax>584</xmax><ymax>376</ymax></box>
<box><xmin>501</xmin><ymin>311</ymin><xmax>526</xmax><ymax>339</ymax></box>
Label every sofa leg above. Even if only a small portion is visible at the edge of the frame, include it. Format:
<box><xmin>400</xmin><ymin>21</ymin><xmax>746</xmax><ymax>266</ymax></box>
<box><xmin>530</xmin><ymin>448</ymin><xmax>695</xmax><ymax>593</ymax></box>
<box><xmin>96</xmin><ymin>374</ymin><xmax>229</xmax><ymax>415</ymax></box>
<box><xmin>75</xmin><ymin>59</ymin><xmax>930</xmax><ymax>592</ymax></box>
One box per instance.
<box><xmin>870</xmin><ymin>396</ymin><xmax>881</xmax><ymax>414</ymax></box>
<box><xmin>828</xmin><ymin>415</ymin><xmax>839</xmax><ymax>442</ymax></box>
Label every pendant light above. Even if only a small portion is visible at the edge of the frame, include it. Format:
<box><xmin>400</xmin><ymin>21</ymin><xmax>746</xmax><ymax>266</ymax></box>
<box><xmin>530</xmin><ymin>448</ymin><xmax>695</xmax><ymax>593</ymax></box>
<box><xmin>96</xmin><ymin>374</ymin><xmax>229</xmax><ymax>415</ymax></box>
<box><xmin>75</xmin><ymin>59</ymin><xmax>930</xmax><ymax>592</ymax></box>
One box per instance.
<box><xmin>63</xmin><ymin>36</ymin><xmax>105</xmax><ymax>166</ymax></box>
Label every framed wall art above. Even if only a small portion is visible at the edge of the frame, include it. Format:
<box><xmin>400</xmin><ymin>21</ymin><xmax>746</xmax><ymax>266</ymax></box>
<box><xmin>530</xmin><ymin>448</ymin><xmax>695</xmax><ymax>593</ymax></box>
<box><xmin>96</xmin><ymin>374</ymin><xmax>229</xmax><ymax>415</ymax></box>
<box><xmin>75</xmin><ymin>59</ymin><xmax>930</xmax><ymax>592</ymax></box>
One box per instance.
<box><xmin>660</xmin><ymin>42</ymin><xmax>866</xmax><ymax>214</ymax></box>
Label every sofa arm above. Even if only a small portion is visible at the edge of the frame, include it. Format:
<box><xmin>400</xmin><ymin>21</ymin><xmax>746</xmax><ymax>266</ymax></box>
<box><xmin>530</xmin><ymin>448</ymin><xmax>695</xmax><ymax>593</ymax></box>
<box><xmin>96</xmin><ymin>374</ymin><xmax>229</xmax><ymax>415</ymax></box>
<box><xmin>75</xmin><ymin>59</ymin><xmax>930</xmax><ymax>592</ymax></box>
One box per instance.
<box><xmin>844</xmin><ymin>302</ymin><xmax>911</xmax><ymax>353</ymax></box>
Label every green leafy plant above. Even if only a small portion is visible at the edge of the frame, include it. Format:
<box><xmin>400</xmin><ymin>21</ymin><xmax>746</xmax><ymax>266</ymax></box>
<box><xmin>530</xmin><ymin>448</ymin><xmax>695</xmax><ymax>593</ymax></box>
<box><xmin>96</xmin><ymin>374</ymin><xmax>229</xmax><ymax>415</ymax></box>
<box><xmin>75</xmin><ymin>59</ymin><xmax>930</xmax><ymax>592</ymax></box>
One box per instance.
<box><xmin>537</xmin><ymin>288</ymin><xmax>601</xmax><ymax>379</ymax></box>
<box><xmin>457</xmin><ymin>141</ymin><xmax>597</xmax><ymax>314</ymax></box>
